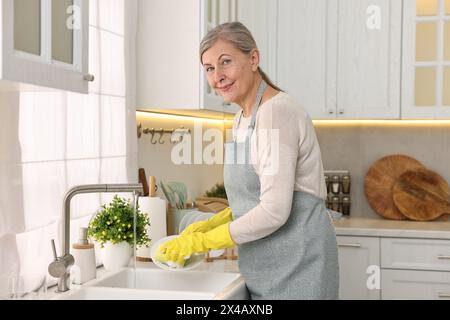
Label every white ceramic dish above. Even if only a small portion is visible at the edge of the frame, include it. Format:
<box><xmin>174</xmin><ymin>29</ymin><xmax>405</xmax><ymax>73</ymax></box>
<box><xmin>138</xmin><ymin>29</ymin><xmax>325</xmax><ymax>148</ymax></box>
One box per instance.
<box><xmin>182</xmin><ymin>211</ymin><xmax>203</xmax><ymax>232</ymax></box>
<box><xmin>151</xmin><ymin>235</ymin><xmax>205</xmax><ymax>271</ymax></box>
<box><xmin>178</xmin><ymin>210</ymin><xmax>198</xmax><ymax>233</ymax></box>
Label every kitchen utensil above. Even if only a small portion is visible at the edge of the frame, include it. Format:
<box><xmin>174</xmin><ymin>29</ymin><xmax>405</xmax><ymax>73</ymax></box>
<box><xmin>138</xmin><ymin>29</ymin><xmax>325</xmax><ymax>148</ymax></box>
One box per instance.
<box><xmin>364</xmin><ymin>154</ymin><xmax>425</xmax><ymax>220</ymax></box>
<box><xmin>138</xmin><ymin>168</ymin><xmax>149</xmax><ymax>196</ymax></box>
<box><xmin>149</xmin><ymin>176</ymin><xmax>157</xmax><ymax>197</ymax></box>
<box><xmin>167</xmin><ymin>182</ymin><xmax>188</xmax><ymax>209</ymax></box>
<box><xmin>160</xmin><ymin>181</ymin><xmax>177</xmax><ymax>208</ymax></box>
<box><xmin>150</xmin><ymin>235</ymin><xmax>205</xmax><ymax>271</ymax></box>
<box><xmin>392</xmin><ymin>168</ymin><xmax>450</xmax><ymax>221</ymax></box>
<box><xmin>191</xmin><ymin>191</ymin><xmax>196</xmax><ymax>208</ymax></box>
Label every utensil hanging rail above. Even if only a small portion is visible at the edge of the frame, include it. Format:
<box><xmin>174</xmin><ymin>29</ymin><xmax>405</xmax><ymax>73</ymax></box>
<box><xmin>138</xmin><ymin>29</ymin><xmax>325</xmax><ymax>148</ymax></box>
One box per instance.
<box><xmin>137</xmin><ymin>123</ymin><xmax>191</xmax><ymax>144</ymax></box>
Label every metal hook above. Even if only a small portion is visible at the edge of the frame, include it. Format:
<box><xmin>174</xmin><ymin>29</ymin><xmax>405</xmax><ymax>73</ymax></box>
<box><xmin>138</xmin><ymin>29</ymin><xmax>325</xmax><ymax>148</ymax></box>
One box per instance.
<box><xmin>158</xmin><ymin>129</ymin><xmax>165</xmax><ymax>144</ymax></box>
<box><xmin>150</xmin><ymin>129</ymin><xmax>158</xmax><ymax>144</ymax></box>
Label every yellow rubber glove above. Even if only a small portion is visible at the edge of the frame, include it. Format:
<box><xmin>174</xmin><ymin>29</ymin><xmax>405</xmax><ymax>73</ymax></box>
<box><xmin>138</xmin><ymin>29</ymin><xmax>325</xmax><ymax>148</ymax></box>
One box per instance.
<box><xmin>157</xmin><ymin>223</ymin><xmax>235</xmax><ymax>267</ymax></box>
<box><xmin>180</xmin><ymin>207</ymin><xmax>233</xmax><ymax>236</ymax></box>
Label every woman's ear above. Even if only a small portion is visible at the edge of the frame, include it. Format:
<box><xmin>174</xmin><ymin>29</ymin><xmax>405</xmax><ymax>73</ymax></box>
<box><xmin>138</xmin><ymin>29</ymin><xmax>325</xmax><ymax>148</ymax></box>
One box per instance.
<box><xmin>249</xmin><ymin>48</ymin><xmax>260</xmax><ymax>72</ymax></box>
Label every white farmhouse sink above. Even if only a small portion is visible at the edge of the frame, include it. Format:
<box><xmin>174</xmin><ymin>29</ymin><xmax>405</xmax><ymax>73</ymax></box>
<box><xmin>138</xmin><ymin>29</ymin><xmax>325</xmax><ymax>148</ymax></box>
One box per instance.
<box><xmin>63</xmin><ymin>287</ymin><xmax>215</xmax><ymax>300</ymax></box>
<box><xmin>56</xmin><ymin>267</ymin><xmax>248</xmax><ymax>300</ymax></box>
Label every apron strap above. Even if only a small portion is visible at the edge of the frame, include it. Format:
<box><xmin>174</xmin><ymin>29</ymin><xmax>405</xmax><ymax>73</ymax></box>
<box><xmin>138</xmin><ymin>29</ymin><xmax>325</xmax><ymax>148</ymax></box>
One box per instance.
<box><xmin>235</xmin><ymin>79</ymin><xmax>267</xmax><ymax>141</ymax></box>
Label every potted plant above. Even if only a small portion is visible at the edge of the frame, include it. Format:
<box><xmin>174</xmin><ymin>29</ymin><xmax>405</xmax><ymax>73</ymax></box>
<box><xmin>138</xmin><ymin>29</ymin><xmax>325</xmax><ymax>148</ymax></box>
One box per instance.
<box><xmin>88</xmin><ymin>195</ymin><xmax>151</xmax><ymax>271</ymax></box>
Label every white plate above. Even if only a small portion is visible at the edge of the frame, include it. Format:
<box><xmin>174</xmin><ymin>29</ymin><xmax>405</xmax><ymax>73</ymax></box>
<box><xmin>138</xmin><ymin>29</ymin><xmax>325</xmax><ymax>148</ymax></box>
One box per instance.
<box><xmin>178</xmin><ymin>210</ymin><xmax>198</xmax><ymax>233</ymax></box>
<box><xmin>181</xmin><ymin>211</ymin><xmax>203</xmax><ymax>232</ymax></box>
<box><xmin>150</xmin><ymin>235</ymin><xmax>205</xmax><ymax>271</ymax></box>
<box><xmin>193</xmin><ymin>212</ymin><xmax>212</xmax><ymax>223</ymax></box>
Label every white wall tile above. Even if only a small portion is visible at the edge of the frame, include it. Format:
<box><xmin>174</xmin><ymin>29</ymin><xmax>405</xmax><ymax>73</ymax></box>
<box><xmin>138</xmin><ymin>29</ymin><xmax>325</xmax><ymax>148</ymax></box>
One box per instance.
<box><xmin>88</xmin><ymin>27</ymin><xmax>126</xmax><ymax>96</ymax></box>
<box><xmin>89</xmin><ymin>0</ymin><xmax>125</xmax><ymax>36</ymax></box>
<box><xmin>16</xmin><ymin>223</ymin><xmax>59</xmax><ymax>275</ymax></box>
<box><xmin>66</xmin><ymin>159</ymin><xmax>101</xmax><ymax>219</ymax></box>
<box><xmin>99</xmin><ymin>156</ymin><xmax>131</xmax><ymax>205</ymax></box>
<box><xmin>100</xmin><ymin>95</ymin><xmax>127</xmax><ymax>157</ymax></box>
<box><xmin>21</xmin><ymin>161</ymin><xmax>66</xmax><ymax>231</ymax></box>
<box><xmin>66</xmin><ymin>93</ymin><xmax>100</xmax><ymax>159</ymax></box>
<box><xmin>18</xmin><ymin>92</ymin><xmax>66</xmax><ymax>162</ymax></box>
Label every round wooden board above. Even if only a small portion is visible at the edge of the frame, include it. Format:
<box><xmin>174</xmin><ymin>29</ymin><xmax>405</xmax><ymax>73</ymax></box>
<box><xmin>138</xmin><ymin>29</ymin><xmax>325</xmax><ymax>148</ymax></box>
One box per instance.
<box><xmin>392</xmin><ymin>168</ymin><xmax>450</xmax><ymax>221</ymax></box>
<box><xmin>364</xmin><ymin>155</ymin><xmax>424</xmax><ymax>220</ymax></box>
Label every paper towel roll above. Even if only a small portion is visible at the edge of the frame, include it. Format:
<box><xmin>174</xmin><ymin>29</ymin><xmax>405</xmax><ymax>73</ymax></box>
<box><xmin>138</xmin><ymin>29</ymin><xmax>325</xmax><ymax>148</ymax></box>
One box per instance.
<box><xmin>137</xmin><ymin>197</ymin><xmax>167</xmax><ymax>259</ymax></box>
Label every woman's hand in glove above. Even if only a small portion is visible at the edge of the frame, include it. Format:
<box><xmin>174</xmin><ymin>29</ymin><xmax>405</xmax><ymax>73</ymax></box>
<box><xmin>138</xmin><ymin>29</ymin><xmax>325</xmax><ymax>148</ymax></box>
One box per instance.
<box><xmin>157</xmin><ymin>223</ymin><xmax>235</xmax><ymax>267</ymax></box>
<box><xmin>180</xmin><ymin>207</ymin><xmax>233</xmax><ymax>236</ymax></box>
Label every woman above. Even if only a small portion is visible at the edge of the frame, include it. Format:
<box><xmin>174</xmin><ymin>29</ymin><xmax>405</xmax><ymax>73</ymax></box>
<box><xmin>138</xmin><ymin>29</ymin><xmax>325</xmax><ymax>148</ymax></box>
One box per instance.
<box><xmin>157</xmin><ymin>22</ymin><xmax>339</xmax><ymax>300</ymax></box>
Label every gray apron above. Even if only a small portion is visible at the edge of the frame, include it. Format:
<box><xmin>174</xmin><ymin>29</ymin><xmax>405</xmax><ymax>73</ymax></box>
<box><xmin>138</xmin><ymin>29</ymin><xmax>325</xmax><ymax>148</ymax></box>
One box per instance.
<box><xmin>223</xmin><ymin>80</ymin><xmax>339</xmax><ymax>300</ymax></box>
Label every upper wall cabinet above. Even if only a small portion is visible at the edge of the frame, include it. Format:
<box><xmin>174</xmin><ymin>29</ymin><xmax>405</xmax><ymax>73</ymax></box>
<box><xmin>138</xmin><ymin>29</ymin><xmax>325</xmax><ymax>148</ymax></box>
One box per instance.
<box><xmin>236</xmin><ymin>0</ymin><xmax>277</xmax><ymax>85</ymax></box>
<box><xmin>136</xmin><ymin>0</ymin><xmax>276</xmax><ymax>115</ymax></box>
<box><xmin>402</xmin><ymin>0</ymin><xmax>450</xmax><ymax>118</ymax></box>
<box><xmin>137</xmin><ymin>0</ymin><xmax>234</xmax><ymax>114</ymax></box>
<box><xmin>277</xmin><ymin>0</ymin><xmax>402</xmax><ymax>119</ymax></box>
<box><xmin>1</xmin><ymin>0</ymin><xmax>90</xmax><ymax>93</ymax></box>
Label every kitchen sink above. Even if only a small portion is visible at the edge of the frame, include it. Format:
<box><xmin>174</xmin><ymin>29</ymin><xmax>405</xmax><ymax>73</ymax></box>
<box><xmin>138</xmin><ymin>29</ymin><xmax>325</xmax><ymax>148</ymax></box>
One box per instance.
<box><xmin>55</xmin><ymin>267</ymin><xmax>248</xmax><ymax>300</ymax></box>
<box><xmin>62</xmin><ymin>287</ymin><xmax>215</xmax><ymax>300</ymax></box>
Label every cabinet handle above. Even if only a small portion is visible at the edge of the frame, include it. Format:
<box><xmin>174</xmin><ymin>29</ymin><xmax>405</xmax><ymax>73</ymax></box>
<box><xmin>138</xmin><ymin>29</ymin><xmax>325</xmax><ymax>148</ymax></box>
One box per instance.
<box><xmin>84</xmin><ymin>74</ymin><xmax>95</xmax><ymax>82</ymax></box>
<box><xmin>328</xmin><ymin>109</ymin><xmax>335</xmax><ymax>114</ymax></box>
<box><xmin>437</xmin><ymin>255</ymin><xmax>450</xmax><ymax>260</ymax></box>
<box><xmin>338</xmin><ymin>243</ymin><xmax>361</xmax><ymax>248</ymax></box>
<box><xmin>338</xmin><ymin>109</ymin><xmax>344</xmax><ymax>115</ymax></box>
<box><xmin>438</xmin><ymin>292</ymin><xmax>450</xmax><ymax>298</ymax></box>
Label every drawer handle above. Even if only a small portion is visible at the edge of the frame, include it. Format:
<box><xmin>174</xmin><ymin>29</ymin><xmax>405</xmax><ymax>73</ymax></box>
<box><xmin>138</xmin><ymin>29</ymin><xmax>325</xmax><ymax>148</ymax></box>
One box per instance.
<box><xmin>438</xmin><ymin>292</ymin><xmax>450</xmax><ymax>298</ymax></box>
<box><xmin>437</xmin><ymin>255</ymin><xmax>450</xmax><ymax>260</ymax></box>
<box><xmin>338</xmin><ymin>243</ymin><xmax>361</xmax><ymax>248</ymax></box>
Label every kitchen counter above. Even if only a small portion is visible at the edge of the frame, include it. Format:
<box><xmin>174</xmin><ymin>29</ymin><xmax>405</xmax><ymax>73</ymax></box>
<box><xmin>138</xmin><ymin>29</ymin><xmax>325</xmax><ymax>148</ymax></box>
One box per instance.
<box><xmin>333</xmin><ymin>217</ymin><xmax>450</xmax><ymax>239</ymax></box>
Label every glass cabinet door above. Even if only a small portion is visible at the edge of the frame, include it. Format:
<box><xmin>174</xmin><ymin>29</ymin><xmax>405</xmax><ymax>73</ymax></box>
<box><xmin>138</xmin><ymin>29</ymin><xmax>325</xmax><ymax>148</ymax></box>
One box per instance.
<box><xmin>14</xmin><ymin>0</ymin><xmax>41</xmax><ymax>56</ymax></box>
<box><xmin>5</xmin><ymin>0</ymin><xmax>89</xmax><ymax>93</ymax></box>
<box><xmin>402</xmin><ymin>0</ymin><xmax>450</xmax><ymax>117</ymax></box>
<box><xmin>52</xmin><ymin>0</ymin><xmax>74</xmax><ymax>65</ymax></box>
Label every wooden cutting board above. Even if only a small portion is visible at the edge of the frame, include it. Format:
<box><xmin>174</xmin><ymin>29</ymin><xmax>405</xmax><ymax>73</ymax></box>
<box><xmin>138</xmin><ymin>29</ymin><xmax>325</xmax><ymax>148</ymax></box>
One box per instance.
<box><xmin>392</xmin><ymin>168</ymin><xmax>450</xmax><ymax>221</ymax></box>
<box><xmin>364</xmin><ymin>155</ymin><xmax>424</xmax><ymax>220</ymax></box>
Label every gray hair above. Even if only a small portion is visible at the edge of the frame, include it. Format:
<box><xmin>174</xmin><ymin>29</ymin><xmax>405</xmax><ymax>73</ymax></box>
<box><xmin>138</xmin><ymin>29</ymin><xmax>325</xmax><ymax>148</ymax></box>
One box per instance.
<box><xmin>200</xmin><ymin>22</ymin><xmax>282</xmax><ymax>92</ymax></box>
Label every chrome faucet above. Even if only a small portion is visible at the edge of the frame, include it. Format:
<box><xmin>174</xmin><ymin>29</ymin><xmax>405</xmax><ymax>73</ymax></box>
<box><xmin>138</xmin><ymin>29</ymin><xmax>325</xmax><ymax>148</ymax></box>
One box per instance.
<box><xmin>48</xmin><ymin>183</ymin><xmax>143</xmax><ymax>292</ymax></box>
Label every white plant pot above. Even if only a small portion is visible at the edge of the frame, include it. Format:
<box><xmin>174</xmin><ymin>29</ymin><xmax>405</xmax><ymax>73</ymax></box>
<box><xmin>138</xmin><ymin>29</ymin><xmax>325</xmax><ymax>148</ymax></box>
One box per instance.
<box><xmin>100</xmin><ymin>241</ymin><xmax>132</xmax><ymax>271</ymax></box>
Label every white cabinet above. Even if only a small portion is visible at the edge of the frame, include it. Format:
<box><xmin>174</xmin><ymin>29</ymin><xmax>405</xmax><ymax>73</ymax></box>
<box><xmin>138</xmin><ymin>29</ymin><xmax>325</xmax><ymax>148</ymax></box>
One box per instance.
<box><xmin>137</xmin><ymin>0</ymin><xmax>242</xmax><ymax>114</ymax></box>
<box><xmin>1</xmin><ymin>0</ymin><xmax>90</xmax><ymax>93</ymax></box>
<box><xmin>337</xmin><ymin>236</ymin><xmax>381</xmax><ymax>300</ymax></box>
<box><xmin>277</xmin><ymin>0</ymin><xmax>401</xmax><ymax>119</ymax></box>
<box><xmin>381</xmin><ymin>238</ymin><xmax>450</xmax><ymax>299</ymax></box>
<box><xmin>277</xmin><ymin>0</ymin><xmax>333</xmax><ymax>119</ymax></box>
<box><xmin>335</xmin><ymin>0</ymin><xmax>402</xmax><ymax>119</ymax></box>
<box><xmin>382</xmin><ymin>269</ymin><xmax>450</xmax><ymax>300</ymax></box>
<box><xmin>402</xmin><ymin>0</ymin><xmax>450</xmax><ymax>118</ymax></box>
<box><xmin>236</xmin><ymin>0</ymin><xmax>277</xmax><ymax>85</ymax></box>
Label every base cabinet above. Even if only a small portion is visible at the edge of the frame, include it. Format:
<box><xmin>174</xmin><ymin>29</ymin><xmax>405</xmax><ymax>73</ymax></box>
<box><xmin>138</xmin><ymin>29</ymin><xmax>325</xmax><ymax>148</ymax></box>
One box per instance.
<box><xmin>338</xmin><ymin>235</ymin><xmax>450</xmax><ymax>300</ymax></box>
<box><xmin>382</xmin><ymin>269</ymin><xmax>450</xmax><ymax>300</ymax></box>
<box><xmin>337</xmin><ymin>236</ymin><xmax>381</xmax><ymax>300</ymax></box>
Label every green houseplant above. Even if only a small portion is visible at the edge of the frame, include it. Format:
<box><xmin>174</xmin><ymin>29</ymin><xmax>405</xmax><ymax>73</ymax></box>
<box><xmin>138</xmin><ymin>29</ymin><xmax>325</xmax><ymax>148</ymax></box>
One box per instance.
<box><xmin>88</xmin><ymin>195</ymin><xmax>151</xmax><ymax>270</ymax></box>
<box><xmin>204</xmin><ymin>183</ymin><xmax>227</xmax><ymax>199</ymax></box>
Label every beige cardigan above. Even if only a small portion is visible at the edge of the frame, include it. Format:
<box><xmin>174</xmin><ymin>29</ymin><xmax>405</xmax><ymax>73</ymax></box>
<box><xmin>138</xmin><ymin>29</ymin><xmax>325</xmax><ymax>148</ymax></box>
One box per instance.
<box><xmin>229</xmin><ymin>92</ymin><xmax>327</xmax><ymax>245</ymax></box>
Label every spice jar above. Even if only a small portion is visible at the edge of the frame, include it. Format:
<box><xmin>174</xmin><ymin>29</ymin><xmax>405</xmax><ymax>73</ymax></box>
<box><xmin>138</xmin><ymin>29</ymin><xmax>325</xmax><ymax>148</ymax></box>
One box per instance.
<box><xmin>342</xmin><ymin>175</ymin><xmax>351</xmax><ymax>194</ymax></box>
<box><xmin>324</xmin><ymin>175</ymin><xmax>330</xmax><ymax>194</ymax></box>
<box><xmin>331</xmin><ymin>195</ymin><xmax>341</xmax><ymax>213</ymax></box>
<box><xmin>342</xmin><ymin>196</ymin><xmax>351</xmax><ymax>216</ymax></box>
<box><xmin>331</xmin><ymin>175</ymin><xmax>341</xmax><ymax>194</ymax></box>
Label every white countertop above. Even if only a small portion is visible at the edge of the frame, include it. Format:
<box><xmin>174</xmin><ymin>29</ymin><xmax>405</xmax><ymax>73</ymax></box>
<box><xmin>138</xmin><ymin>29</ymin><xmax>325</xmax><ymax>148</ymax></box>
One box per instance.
<box><xmin>333</xmin><ymin>217</ymin><xmax>450</xmax><ymax>239</ymax></box>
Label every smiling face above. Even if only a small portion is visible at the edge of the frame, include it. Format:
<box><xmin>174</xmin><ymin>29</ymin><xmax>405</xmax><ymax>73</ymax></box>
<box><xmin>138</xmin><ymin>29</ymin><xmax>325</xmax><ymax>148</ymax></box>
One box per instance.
<box><xmin>201</xmin><ymin>39</ymin><xmax>260</xmax><ymax>105</ymax></box>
